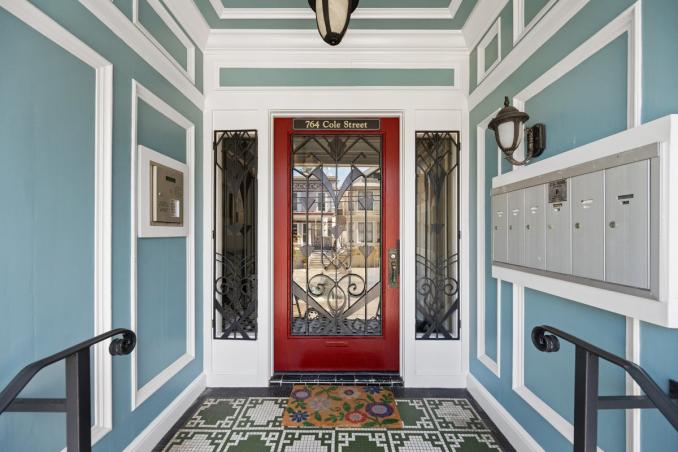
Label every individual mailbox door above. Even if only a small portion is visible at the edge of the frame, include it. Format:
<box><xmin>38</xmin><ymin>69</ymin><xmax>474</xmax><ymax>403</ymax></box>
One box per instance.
<box><xmin>546</xmin><ymin>179</ymin><xmax>572</xmax><ymax>274</ymax></box>
<box><xmin>492</xmin><ymin>194</ymin><xmax>508</xmax><ymax>263</ymax></box>
<box><xmin>524</xmin><ymin>185</ymin><xmax>546</xmax><ymax>269</ymax></box>
<box><xmin>605</xmin><ymin>160</ymin><xmax>650</xmax><ymax>289</ymax></box>
<box><xmin>507</xmin><ymin>190</ymin><xmax>525</xmax><ymax>266</ymax></box>
<box><xmin>571</xmin><ymin>171</ymin><xmax>604</xmax><ymax>280</ymax></box>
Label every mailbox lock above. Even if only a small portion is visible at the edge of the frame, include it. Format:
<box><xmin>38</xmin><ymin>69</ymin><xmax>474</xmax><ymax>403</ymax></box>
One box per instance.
<box><xmin>509</xmin><ymin>225</ymin><xmax>513</xmax><ymax>230</ymax></box>
<box><xmin>526</xmin><ymin>224</ymin><xmax>531</xmax><ymax>230</ymax></box>
<box><xmin>575</xmin><ymin>222</ymin><xmax>581</xmax><ymax>229</ymax></box>
<box><xmin>609</xmin><ymin>221</ymin><xmax>617</xmax><ymax>229</ymax></box>
<box><xmin>547</xmin><ymin>224</ymin><xmax>553</xmax><ymax>230</ymax></box>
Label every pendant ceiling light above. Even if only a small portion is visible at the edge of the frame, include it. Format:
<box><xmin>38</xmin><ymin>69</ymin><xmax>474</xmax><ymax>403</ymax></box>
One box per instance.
<box><xmin>308</xmin><ymin>0</ymin><xmax>360</xmax><ymax>46</ymax></box>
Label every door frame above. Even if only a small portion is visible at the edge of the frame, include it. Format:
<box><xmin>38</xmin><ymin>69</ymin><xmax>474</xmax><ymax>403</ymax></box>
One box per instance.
<box><xmin>202</xmin><ymin>91</ymin><xmax>470</xmax><ymax>388</ymax></box>
<box><xmin>272</xmin><ymin>117</ymin><xmax>401</xmax><ymax>372</ymax></box>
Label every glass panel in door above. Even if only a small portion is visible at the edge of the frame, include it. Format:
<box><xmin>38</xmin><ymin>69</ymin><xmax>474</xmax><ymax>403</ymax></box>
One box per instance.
<box><xmin>290</xmin><ymin>135</ymin><xmax>382</xmax><ymax>336</ymax></box>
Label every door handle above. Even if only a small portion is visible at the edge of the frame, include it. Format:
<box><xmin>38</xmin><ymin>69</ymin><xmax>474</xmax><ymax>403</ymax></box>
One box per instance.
<box><xmin>388</xmin><ymin>242</ymin><xmax>400</xmax><ymax>289</ymax></box>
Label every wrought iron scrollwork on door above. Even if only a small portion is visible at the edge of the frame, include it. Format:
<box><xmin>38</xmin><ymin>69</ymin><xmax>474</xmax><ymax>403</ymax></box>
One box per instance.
<box><xmin>213</xmin><ymin>130</ymin><xmax>258</xmax><ymax>340</ymax></box>
<box><xmin>290</xmin><ymin>134</ymin><xmax>383</xmax><ymax>336</ymax></box>
<box><xmin>415</xmin><ymin>131</ymin><xmax>461</xmax><ymax>340</ymax></box>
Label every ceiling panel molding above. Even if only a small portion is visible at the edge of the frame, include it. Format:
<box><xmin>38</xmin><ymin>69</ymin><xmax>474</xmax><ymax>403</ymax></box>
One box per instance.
<box><xmin>208</xmin><ymin>0</ymin><xmax>463</xmax><ymax>20</ymax></box>
<box><xmin>205</xmin><ymin>28</ymin><xmax>467</xmax><ymax>53</ymax></box>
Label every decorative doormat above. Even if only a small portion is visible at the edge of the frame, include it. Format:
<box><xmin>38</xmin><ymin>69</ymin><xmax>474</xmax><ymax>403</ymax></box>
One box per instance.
<box><xmin>282</xmin><ymin>385</ymin><xmax>404</xmax><ymax>428</ymax></box>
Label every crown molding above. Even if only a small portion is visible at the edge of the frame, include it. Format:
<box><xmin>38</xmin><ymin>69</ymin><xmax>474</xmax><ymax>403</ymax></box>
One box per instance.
<box><xmin>205</xmin><ymin>28</ymin><xmax>468</xmax><ymax>53</ymax></box>
<box><xmin>208</xmin><ymin>0</ymin><xmax>463</xmax><ymax>20</ymax></box>
<box><xmin>163</xmin><ymin>0</ymin><xmax>210</xmax><ymax>49</ymax></box>
<box><xmin>462</xmin><ymin>0</ymin><xmax>508</xmax><ymax>51</ymax></box>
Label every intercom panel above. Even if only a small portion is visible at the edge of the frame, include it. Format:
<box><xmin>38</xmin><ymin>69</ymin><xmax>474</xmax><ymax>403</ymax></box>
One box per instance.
<box><xmin>138</xmin><ymin>145</ymin><xmax>189</xmax><ymax>238</ymax></box>
<box><xmin>151</xmin><ymin>161</ymin><xmax>184</xmax><ymax>226</ymax></box>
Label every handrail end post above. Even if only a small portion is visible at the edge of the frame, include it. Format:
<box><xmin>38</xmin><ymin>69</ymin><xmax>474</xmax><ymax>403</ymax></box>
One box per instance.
<box><xmin>573</xmin><ymin>347</ymin><xmax>599</xmax><ymax>452</ymax></box>
<box><xmin>65</xmin><ymin>349</ymin><xmax>92</xmax><ymax>452</ymax></box>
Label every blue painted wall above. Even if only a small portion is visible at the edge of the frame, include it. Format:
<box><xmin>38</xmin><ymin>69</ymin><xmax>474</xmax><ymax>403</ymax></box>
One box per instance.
<box><xmin>0</xmin><ymin>1</ymin><xmax>203</xmax><ymax>451</ymax></box>
<box><xmin>469</xmin><ymin>0</ymin><xmax>678</xmax><ymax>451</ymax></box>
<box><xmin>0</xmin><ymin>10</ymin><xmax>96</xmax><ymax>450</ymax></box>
<box><xmin>219</xmin><ymin>68</ymin><xmax>455</xmax><ymax>87</ymax></box>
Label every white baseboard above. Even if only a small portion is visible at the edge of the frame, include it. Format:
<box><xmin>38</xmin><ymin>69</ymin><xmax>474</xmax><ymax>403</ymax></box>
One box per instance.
<box><xmin>467</xmin><ymin>374</ymin><xmax>545</xmax><ymax>452</ymax></box>
<box><xmin>124</xmin><ymin>373</ymin><xmax>206</xmax><ymax>452</ymax></box>
<box><xmin>207</xmin><ymin>373</ymin><xmax>269</xmax><ymax>388</ymax></box>
<box><xmin>405</xmin><ymin>374</ymin><xmax>468</xmax><ymax>389</ymax></box>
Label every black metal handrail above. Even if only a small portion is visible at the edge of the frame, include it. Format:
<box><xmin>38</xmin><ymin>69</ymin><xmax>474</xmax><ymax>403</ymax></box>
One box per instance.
<box><xmin>0</xmin><ymin>328</ymin><xmax>136</xmax><ymax>451</ymax></box>
<box><xmin>532</xmin><ymin>325</ymin><xmax>678</xmax><ymax>451</ymax></box>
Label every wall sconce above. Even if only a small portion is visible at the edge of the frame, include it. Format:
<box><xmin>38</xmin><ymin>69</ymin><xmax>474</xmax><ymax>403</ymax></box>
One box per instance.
<box><xmin>488</xmin><ymin>96</ymin><xmax>546</xmax><ymax>166</ymax></box>
<box><xmin>308</xmin><ymin>0</ymin><xmax>359</xmax><ymax>46</ymax></box>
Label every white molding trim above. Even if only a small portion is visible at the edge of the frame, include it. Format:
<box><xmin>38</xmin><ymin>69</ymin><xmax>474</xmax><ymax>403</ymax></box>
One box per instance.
<box><xmin>162</xmin><ymin>0</ymin><xmax>210</xmax><ymax>50</ymax></box>
<box><xmin>512</xmin><ymin>0</ymin><xmax>558</xmax><ymax>45</ymax></box>
<box><xmin>477</xmin><ymin>17</ymin><xmax>501</xmax><ymax>84</ymax></box>
<box><xmin>462</xmin><ymin>0</ymin><xmax>508</xmax><ymax>52</ymax></box>
<box><xmin>625</xmin><ymin>317</ymin><xmax>641</xmax><ymax>452</ymax></box>
<box><xmin>136</xmin><ymin>145</ymin><xmax>190</xmax><ymax>238</ymax></box>
<box><xmin>205</xmin><ymin>29</ymin><xmax>467</xmax><ymax>55</ymax></box>
<box><xmin>79</xmin><ymin>0</ymin><xmax>203</xmax><ymax>109</ymax></box>
<box><xmin>511</xmin><ymin>286</ymin><xmax>607</xmax><ymax>451</ymax></box>
<box><xmin>476</xmin><ymin>109</ymin><xmax>502</xmax><ymax>377</ymax></box>
<box><xmin>477</xmin><ymin>281</ymin><xmax>501</xmax><ymax>376</ymax></box>
<box><xmin>208</xmin><ymin>0</ymin><xmax>463</xmax><ymax>20</ymax></box>
<box><xmin>504</xmin><ymin>6</ymin><xmax>641</xmax><ymax>449</ymax></box>
<box><xmin>123</xmin><ymin>373</ymin><xmax>206</xmax><ymax>452</ymax></box>
<box><xmin>513</xmin><ymin>3</ymin><xmax>642</xmax><ymax>129</ymax></box>
<box><xmin>202</xmin><ymin>90</ymin><xmax>469</xmax><ymax>388</ymax></box>
<box><xmin>510</xmin><ymin>291</ymin><xmax>561</xmax><ymax>428</ymax></box>
<box><xmin>0</xmin><ymin>0</ymin><xmax>114</xmax><ymax>446</ymax></box>
<box><xmin>130</xmin><ymin>80</ymin><xmax>196</xmax><ymax>410</ymax></box>
<box><xmin>468</xmin><ymin>375</ymin><xmax>545</xmax><ymax>452</ymax></box>
<box><xmin>205</xmin><ymin>30</ymin><xmax>468</xmax><ymax>89</ymax></box>
<box><xmin>132</xmin><ymin>0</ymin><xmax>196</xmax><ymax>83</ymax></box>
<box><xmin>469</xmin><ymin>0</ymin><xmax>589</xmax><ymax>109</ymax></box>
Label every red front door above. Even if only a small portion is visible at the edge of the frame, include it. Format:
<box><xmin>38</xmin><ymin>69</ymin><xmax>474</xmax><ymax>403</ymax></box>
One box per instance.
<box><xmin>274</xmin><ymin>117</ymin><xmax>400</xmax><ymax>372</ymax></box>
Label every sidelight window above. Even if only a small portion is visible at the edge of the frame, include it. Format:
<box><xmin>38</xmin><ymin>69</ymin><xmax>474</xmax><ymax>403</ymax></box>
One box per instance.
<box><xmin>213</xmin><ymin>130</ymin><xmax>258</xmax><ymax>340</ymax></box>
<box><xmin>415</xmin><ymin>131</ymin><xmax>461</xmax><ymax>340</ymax></box>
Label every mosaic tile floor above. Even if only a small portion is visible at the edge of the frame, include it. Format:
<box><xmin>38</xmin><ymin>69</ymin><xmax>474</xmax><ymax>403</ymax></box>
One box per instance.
<box><xmin>156</xmin><ymin>389</ymin><xmax>512</xmax><ymax>452</ymax></box>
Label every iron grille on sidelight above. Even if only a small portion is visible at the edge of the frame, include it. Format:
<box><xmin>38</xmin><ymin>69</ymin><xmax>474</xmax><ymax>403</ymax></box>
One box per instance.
<box><xmin>290</xmin><ymin>134</ymin><xmax>383</xmax><ymax>336</ymax></box>
<box><xmin>415</xmin><ymin>131</ymin><xmax>461</xmax><ymax>340</ymax></box>
<box><xmin>213</xmin><ymin>130</ymin><xmax>258</xmax><ymax>340</ymax></box>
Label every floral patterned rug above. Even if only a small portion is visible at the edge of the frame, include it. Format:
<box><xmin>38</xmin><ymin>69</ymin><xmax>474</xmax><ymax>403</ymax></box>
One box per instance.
<box><xmin>282</xmin><ymin>385</ymin><xmax>404</xmax><ymax>428</ymax></box>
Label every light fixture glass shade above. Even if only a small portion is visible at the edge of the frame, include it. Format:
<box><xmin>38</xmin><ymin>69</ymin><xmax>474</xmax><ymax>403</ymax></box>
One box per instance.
<box><xmin>497</xmin><ymin>121</ymin><xmax>517</xmax><ymax>150</ymax></box>
<box><xmin>311</xmin><ymin>0</ymin><xmax>357</xmax><ymax>46</ymax></box>
<box><xmin>488</xmin><ymin>96</ymin><xmax>530</xmax><ymax>165</ymax></box>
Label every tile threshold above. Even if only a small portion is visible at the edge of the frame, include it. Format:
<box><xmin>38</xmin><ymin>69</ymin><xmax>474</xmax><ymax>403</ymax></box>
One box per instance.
<box><xmin>269</xmin><ymin>372</ymin><xmax>404</xmax><ymax>387</ymax></box>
